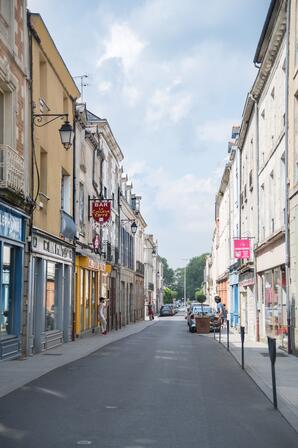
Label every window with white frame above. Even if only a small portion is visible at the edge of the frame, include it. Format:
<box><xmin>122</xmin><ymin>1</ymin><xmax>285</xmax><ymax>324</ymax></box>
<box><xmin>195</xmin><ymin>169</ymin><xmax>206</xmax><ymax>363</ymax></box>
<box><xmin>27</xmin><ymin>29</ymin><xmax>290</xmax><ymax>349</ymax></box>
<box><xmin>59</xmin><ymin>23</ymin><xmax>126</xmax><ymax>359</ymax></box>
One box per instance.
<box><xmin>61</xmin><ymin>170</ymin><xmax>71</xmax><ymax>215</ymax></box>
<box><xmin>79</xmin><ymin>182</ymin><xmax>84</xmax><ymax>230</ymax></box>
<box><xmin>0</xmin><ymin>0</ymin><xmax>12</xmax><ymax>43</ymax></box>
<box><xmin>296</xmin><ymin>0</ymin><xmax>298</xmax><ymax>65</ymax></box>
<box><xmin>0</xmin><ymin>90</ymin><xmax>3</xmax><ymax>144</ymax></box>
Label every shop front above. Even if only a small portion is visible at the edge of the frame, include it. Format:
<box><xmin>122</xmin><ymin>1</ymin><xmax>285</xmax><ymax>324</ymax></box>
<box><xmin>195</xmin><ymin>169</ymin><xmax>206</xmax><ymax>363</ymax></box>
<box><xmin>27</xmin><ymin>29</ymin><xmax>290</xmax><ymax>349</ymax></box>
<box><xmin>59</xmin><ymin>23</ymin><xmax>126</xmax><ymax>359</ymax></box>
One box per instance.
<box><xmin>216</xmin><ymin>275</ymin><xmax>228</xmax><ymax>307</ymax></box>
<box><xmin>75</xmin><ymin>255</ymin><xmax>101</xmax><ymax>337</ymax></box>
<box><xmin>259</xmin><ymin>266</ymin><xmax>287</xmax><ymax>349</ymax></box>
<box><xmin>239</xmin><ymin>269</ymin><xmax>256</xmax><ymax>340</ymax></box>
<box><xmin>0</xmin><ymin>203</ymin><xmax>26</xmax><ymax>360</ymax></box>
<box><xmin>29</xmin><ymin>231</ymin><xmax>74</xmax><ymax>353</ymax></box>
<box><xmin>256</xmin><ymin>234</ymin><xmax>287</xmax><ymax>349</ymax></box>
<box><xmin>100</xmin><ymin>262</ymin><xmax>112</xmax><ymax>330</ymax></box>
<box><xmin>229</xmin><ymin>265</ymin><xmax>239</xmax><ymax>328</ymax></box>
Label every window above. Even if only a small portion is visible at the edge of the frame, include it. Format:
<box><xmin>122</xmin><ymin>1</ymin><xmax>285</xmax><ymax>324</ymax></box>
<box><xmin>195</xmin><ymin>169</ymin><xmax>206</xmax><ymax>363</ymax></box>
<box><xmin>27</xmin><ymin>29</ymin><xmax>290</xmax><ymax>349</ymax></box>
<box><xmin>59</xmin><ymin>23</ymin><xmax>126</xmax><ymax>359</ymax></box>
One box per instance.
<box><xmin>40</xmin><ymin>148</ymin><xmax>47</xmax><ymax>195</ymax></box>
<box><xmin>249</xmin><ymin>170</ymin><xmax>253</xmax><ymax>191</ymax></box>
<box><xmin>63</xmin><ymin>93</ymin><xmax>69</xmax><ymax>115</ymax></box>
<box><xmin>261</xmin><ymin>109</ymin><xmax>265</xmax><ymax>119</ymax></box>
<box><xmin>271</xmin><ymin>87</ymin><xmax>275</xmax><ymax>99</ymax></box>
<box><xmin>0</xmin><ymin>90</ymin><xmax>3</xmax><ymax>144</ymax></box>
<box><xmin>104</xmin><ymin>186</ymin><xmax>107</xmax><ymax>199</ymax></box>
<box><xmin>296</xmin><ymin>0</ymin><xmax>298</xmax><ymax>65</ymax></box>
<box><xmin>39</xmin><ymin>56</ymin><xmax>47</xmax><ymax>104</ymax></box>
<box><xmin>0</xmin><ymin>245</ymin><xmax>16</xmax><ymax>336</ymax></box>
<box><xmin>0</xmin><ymin>0</ymin><xmax>12</xmax><ymax>42</ymax></box>
<box><xmin>45</xmin><ymin>262</ymin><xmax>57</xmax><ymax>332</ymax></box>
<box><xmin>79</xmin><ymin>182</ymin><xmax>84</xmax><ymax>230</ymax></box>
<box><xmin>61</xmin><ymin>170</ymin><xmax>71</xmax><ymax>214</ymax></box>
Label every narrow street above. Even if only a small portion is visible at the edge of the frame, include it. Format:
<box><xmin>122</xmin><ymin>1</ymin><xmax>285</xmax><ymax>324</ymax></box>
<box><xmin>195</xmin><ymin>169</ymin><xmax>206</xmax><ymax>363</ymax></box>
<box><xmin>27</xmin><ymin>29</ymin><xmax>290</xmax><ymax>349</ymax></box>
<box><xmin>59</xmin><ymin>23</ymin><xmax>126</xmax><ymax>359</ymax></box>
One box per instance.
<box><xmin>0</xmin><ymin>313</ymin><xmax>297</xmax><ymax>448</ymax></box>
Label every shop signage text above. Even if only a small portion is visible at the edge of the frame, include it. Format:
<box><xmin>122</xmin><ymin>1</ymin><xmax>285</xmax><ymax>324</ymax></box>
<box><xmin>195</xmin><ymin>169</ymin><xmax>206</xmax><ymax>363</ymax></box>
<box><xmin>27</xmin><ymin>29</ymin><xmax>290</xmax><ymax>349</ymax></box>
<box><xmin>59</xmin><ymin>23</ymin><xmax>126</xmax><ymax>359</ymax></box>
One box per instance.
<box><xmin>32</xmin><ymin>235</ymin><xmax>73</xmax><ymax>262</ymax></box>
<box><xmin>92</xmin><ymin>200</ymin><xmax>111</xmax><ymax>224</ymax></box>
<box><xmin>234</xmin><ymin>239</ymin><xmax>250</xmax><ymax>259</ymax></box>
<box><xmin>0</xmin><ymin>207</ymin><xmax>23</xmax><ymax>241</ymax></box>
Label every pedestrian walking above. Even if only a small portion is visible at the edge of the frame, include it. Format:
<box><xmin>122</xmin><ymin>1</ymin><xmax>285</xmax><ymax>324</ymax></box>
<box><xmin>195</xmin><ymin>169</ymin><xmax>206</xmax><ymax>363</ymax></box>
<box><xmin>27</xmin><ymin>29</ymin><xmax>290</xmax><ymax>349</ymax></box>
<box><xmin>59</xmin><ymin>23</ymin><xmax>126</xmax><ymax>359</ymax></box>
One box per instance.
<box><xmin>214</xmin><ymin>296</ymin><xmax>226</xmax><ymax>325</ymax></box>
<box><xmin>148</xmin><ymin>303</ymin><xmax>154</xmax><ymax>320</ymax></box>
<box><xmin>98</xmin><ymin>297</ymin><xmax>107</xmax><ymax>335</ymax></box>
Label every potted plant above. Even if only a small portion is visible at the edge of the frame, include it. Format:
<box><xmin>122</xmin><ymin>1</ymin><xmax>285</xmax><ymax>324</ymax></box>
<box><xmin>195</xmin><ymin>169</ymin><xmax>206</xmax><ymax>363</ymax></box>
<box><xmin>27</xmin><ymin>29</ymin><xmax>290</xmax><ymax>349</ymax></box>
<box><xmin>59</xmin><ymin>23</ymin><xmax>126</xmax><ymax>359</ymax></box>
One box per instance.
<box><xmin>194</xmin><ymin>291</ymin><xmax>210</xmax><ymax>334</ymax></box>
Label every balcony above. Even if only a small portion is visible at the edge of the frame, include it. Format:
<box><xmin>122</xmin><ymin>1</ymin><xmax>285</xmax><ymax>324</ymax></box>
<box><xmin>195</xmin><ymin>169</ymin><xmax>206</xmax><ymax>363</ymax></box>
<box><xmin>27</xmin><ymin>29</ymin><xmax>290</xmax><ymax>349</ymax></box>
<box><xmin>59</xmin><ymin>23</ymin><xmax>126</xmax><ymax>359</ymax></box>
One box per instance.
<box><xmin>0</xmin><ymin>145</ymin><xmax>24</xmax><ymax>195</ymax></box>
<box><xmin>148</xmin><ymin>282</ymin><xmax>154</xmax><ymax>291</ymax></box>
<box><xmin>136</xmin><ymin>260</ymin><xmax>144</xmax><ymax>276</ymax></box>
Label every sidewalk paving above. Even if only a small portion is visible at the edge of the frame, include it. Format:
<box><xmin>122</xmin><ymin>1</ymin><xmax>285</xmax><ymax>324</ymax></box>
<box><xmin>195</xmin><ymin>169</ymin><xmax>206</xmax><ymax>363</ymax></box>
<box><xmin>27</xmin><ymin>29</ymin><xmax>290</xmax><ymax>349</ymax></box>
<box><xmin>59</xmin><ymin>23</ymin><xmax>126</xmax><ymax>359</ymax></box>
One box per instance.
<box><xmin>211</xmin><ymin>327</ymin><xmax>298</xmax><ymax>433</ymax></box>
<box><xmin>0</xmin><ymin>319</ymin><xmax>157</xmax><ymax>399</ymax></box>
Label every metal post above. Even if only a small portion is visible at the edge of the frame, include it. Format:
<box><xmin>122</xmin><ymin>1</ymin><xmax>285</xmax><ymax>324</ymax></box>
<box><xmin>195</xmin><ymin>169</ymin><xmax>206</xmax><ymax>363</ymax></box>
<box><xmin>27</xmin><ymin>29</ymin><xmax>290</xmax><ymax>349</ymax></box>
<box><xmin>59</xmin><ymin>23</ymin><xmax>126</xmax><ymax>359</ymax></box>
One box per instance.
<box><xmin>268</xmin><ymin>337</ymin><xmax>278</xmax><ymax>409</ymax></box>
<box><xmin>184</xmin><ymin>265</ymin><xmax>186</xmax><ymax>305</ymax></box>
<box><xmin>219</xmin><ymin>324</ymin><xmax>221</xmax><ymax>343</ymax></box>
<box><xmin>213</xmin><ymin>326</ymin><xmax>216</xmax><ymax>339</ymax></box>
<box><xmin>240</xmin><ymin>326</ymin><xmax>245</xmax><ymax>369</ymax></box>
<box><xmin>227</xmin><ymin>320</ymin><xmax>230</xmax><ymax>351</ymax></box>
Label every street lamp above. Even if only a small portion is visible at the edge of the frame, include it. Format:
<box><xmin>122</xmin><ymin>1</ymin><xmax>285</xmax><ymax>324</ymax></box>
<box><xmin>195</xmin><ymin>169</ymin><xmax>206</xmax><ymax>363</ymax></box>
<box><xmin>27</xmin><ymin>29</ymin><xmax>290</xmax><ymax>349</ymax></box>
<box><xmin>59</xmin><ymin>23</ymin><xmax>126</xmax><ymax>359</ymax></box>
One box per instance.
<box><xmin>59</xmin><ymin>120</ymin><xmax>74</xmax><ymax>150</ymax></box>
<box><xmin>181</xmin><ymin>258</ymin><xmax>188</xmax><ymax>305</ymax></box>
<box><xmin>33</xmin><ymin>113</ymin><xmax>74</xmax><ymax>150</ymax></box>
<box><xmin>121</xmin><ymin>219</ymin><xmax>138</xmax><ymax>236</ymax></box>
<box><xmin>130</xmin><ymin>221</ymin><xmax>138</xmax><ymax>235</ymax></box>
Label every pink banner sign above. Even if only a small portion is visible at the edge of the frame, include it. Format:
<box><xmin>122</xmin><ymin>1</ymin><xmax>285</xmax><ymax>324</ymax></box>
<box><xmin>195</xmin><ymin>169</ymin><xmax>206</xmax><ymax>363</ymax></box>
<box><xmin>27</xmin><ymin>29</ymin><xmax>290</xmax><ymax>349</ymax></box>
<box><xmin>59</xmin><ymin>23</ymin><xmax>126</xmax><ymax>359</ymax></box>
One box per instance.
<box><xmin>234</xmin><ymin>239</ymin><xmax>250</xmax><ymax>259</ymax></box>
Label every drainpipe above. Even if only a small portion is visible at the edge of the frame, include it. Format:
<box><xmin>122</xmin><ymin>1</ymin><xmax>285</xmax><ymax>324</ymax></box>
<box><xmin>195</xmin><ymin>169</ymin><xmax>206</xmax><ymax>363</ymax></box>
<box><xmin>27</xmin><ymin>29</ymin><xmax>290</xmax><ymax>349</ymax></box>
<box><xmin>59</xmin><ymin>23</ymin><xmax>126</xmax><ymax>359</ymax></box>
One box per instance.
<box><xmin>285</xmin><ymin>0</ymin><xmax>292</xmax><ymax>354</ymax></box>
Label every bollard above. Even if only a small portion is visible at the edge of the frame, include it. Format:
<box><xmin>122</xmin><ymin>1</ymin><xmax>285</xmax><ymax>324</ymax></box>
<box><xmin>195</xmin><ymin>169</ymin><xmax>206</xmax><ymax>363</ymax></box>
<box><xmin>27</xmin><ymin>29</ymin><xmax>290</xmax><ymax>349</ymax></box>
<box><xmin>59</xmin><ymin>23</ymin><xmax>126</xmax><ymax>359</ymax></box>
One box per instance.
<box><xmin>213</xmin><ymin>326</ymin><xmax>216</xmax><ymax>340</ymax></box>
<box><xmin>267</xmin><ymin>337</ymin><xmax>278</xmax><ymax>409</ymax></box>
<box><xmin>227</xmin><ymin>320</ymin><xmax>230</xmax><ymax>351</ymax></box>
<box><xmin>240</xmin><ymin>326</ymin><xmax>245</xmax><ymax>369</ymax></box>
<box><xmin>219</xmin><ymin>324</ymin><xmax>221</xmax><ymax>343</ymax></box>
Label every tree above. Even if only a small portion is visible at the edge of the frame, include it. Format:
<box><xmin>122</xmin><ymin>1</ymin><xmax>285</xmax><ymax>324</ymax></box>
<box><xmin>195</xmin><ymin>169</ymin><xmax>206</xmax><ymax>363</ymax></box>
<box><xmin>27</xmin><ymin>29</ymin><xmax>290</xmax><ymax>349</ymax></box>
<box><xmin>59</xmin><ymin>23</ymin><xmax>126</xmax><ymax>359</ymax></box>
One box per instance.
<box><xmin>186</xmin><ymin>254</ymin><xmax>209</xmax><ymax>300</ymax></box>
<box><xmin>160</xmin><ymin>257</ymin><xmax>175</xmax><ymax>288</ymax></box>
<box><xmin>195</xmin><ymin>290</ymin><xmax>207</xmax><ymax>313</ymax></box>
<box><xmin>161</xmin><ymin>253</ymin><xmax>209</xmax><ymax>301</ymax></box>
<box><xmin>163</xmin><ymin>287</ymin><xmax>177</xmax><ymax>304</ymax></box>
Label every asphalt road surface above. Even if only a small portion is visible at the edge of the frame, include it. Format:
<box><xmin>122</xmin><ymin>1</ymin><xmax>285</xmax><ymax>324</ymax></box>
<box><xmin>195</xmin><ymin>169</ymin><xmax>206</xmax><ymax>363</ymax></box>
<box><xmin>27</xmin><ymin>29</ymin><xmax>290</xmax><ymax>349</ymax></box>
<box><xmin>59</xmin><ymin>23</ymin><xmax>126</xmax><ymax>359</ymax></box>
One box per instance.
<box><xmin>0</xmin><ymin>314</ymin><xmax>297</xmax><ymax>448</ymax></box>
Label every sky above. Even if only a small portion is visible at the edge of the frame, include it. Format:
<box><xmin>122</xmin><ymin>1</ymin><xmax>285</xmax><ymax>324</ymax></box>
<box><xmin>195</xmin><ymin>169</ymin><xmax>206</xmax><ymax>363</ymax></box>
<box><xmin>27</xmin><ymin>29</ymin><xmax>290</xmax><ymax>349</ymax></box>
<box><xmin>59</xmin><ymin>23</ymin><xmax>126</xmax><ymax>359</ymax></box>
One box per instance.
<box><xmin>28</xmin><ymin>0</ymin><xmax>270</xmax><ymax>269</ymax></box>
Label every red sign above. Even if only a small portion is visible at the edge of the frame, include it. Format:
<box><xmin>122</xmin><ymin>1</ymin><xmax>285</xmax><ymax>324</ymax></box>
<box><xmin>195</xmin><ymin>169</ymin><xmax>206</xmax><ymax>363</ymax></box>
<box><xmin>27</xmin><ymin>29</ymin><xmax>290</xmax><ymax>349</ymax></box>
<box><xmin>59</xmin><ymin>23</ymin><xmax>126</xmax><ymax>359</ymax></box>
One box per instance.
<box><xmin>92</xmin><ymin>200</ymin><xmax>111</xmax><ymax>224</ymax></box>
<box><xmin>93</xmin><ymin>234</ymin><xmax>101</xmax><ymax>254</ymax></box>
<box><xmin>234</xmin><ymin>239</ymin><xmax>250</xmax><ymax>259</ymax></box>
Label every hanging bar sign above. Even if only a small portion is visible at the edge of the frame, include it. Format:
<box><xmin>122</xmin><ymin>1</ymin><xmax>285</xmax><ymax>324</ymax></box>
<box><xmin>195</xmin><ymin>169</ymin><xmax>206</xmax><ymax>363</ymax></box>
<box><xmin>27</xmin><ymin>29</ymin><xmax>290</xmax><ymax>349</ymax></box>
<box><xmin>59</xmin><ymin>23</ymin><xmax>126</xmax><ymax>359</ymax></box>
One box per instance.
<box><xmin>234</xmin><ymin>239</ymin><xmax>250</xmax><ymax>259</ymax></box>
<box><xmin>92</xmin><ymin>200</ymin><xmax>111</xmax><ymax>224</ymax></box>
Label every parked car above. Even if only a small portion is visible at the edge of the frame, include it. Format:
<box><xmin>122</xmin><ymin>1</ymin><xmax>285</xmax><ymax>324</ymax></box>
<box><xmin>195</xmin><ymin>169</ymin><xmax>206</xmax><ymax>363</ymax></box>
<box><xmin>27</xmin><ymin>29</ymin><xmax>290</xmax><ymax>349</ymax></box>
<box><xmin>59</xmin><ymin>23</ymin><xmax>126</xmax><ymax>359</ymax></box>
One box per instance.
<box><xmin>159</xmin><ymin>305</ymin><xmax>175</xmax><ymax>317</ymax></box>
<box><xmin>186</xmin><ymin>303</ymin><xmax>221</xmax><ymax>333</ymax></box>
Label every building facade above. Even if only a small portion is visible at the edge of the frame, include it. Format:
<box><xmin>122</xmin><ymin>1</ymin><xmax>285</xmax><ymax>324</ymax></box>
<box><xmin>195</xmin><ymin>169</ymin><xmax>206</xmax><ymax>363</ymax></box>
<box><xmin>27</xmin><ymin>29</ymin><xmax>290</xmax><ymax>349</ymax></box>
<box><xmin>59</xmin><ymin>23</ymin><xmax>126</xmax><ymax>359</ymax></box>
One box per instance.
<box><xmin>27</xmin><ymin>13</ymin><xmax>80</xmax><ymax>354</ymax></box>
<box><xmin>0</xmin><ymin>0</ymin><xmax>31</xmax><ymax>359</ymax></box>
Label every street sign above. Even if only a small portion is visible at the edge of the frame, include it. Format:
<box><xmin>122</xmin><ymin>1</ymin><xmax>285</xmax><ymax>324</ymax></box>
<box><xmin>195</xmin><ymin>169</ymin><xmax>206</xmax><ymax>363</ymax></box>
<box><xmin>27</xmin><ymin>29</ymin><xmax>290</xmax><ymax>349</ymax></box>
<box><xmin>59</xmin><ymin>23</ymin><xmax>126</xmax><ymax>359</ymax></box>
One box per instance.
<box><xmin>92</xmin><ymin>200</ymin><xmax>111</xmax><ymax>224</ymax></box>
<box><xmin>92</xmin><ymin>234</ymin><xmax>101</xmax><ymax>254</ymax></box>
<box><xmin>234</xmin><ymin>239</ymin><xmax>250</xmax><ymax>259</ymax></box>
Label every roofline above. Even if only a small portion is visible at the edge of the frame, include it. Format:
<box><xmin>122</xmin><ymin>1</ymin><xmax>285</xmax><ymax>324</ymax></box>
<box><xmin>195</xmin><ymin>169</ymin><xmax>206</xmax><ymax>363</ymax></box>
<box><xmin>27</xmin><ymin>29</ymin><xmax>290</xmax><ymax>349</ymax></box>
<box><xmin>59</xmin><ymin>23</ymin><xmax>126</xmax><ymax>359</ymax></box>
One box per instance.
<box><xmin>28</xmin><ymin>12</ymin><xmax>80</xmax><ymax>98</ymax></box>
<box><xmin>253</xmin><ymin>0</ymin><xmax>280</xmax><ymax>64</ymax></box>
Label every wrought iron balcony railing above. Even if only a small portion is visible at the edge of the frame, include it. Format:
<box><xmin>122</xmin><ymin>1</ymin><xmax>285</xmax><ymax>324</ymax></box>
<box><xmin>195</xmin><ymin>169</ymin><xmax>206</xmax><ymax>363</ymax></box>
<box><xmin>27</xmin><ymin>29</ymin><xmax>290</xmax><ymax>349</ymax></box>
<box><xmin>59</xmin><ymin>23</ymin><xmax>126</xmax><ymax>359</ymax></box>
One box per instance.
<box><xmin>136</xmin><ymin>260</ymin><xmax>145</xmax><ymax>275</ymax></box>
<box><xmin>0</xmin><ymin>145</ymin><xmax>24</xmax><ymax>195</ymax></box>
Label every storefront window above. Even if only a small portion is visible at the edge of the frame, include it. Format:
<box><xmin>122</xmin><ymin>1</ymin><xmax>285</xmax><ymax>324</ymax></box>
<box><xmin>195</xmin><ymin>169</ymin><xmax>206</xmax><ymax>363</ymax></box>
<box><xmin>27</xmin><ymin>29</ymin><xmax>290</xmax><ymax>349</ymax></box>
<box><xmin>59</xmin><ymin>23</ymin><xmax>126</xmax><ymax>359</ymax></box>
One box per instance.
<box><xmin>85</xmin><ymin>270</ymin><xmax>89</xmax><ymax>329</ymax></box>
<box><xmin>91</xmin><ymin>272</ymin><xmax>96</xmax><ymax>328</ymax></box>
<box><xmin>80</xmin><ymin>268</ymin><xmax>84</xmax><ymax>331</ymax></box>
<box><xmin>263</xmin><ymin>267</ymin><xmax>288</xmax><ymax>347</ymax></box>
<box><xmin>0</xmin><ymin>245</ymin><xmax>14</xmax><ymax>336</ymax></box>
<box><xmin>45</xmin><ymin>261</ymin><xmax>57</xmax><ymax>331</ymax></box>
<box><xmin>264</xmin><ymin>271</ymin><xmax>273</xmax><ymax>337</ymax></box>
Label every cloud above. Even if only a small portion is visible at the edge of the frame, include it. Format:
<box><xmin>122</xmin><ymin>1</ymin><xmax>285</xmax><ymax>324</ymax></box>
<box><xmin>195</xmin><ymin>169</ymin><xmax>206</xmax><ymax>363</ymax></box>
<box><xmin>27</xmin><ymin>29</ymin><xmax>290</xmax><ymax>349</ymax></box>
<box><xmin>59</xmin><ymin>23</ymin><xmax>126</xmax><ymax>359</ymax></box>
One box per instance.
<box><xmin>146</xmin><ymin>82</ymin><xmax>192</xmax><ymax>127</ymax></box>
<box><xmin>196</xmin><ymin>118</ymin><xmax>239</xmax><ymax>144</ymax></box>
<box><xmin>98</xmin><ymin>81</ymin><xmax>112</xmax><ymax>93</ymax></box>
<box><xmin>97</xmin><ymin>23</ymin><xmax>146</xmax><ymax>74</ymax></box>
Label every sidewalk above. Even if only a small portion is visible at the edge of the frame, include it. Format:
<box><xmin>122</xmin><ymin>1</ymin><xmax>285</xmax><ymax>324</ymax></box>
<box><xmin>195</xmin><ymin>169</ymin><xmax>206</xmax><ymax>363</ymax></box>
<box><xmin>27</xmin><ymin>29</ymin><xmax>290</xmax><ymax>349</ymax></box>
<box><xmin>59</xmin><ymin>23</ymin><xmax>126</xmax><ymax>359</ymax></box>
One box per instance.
<box><xmin>212</xmin><ymin>327</ymin><xmax>298</xmax><ymax>432</ymax></box>
<box><xmin>0</xmin><ymin>319</ymin><xmax>157</xmax><ymax>399</ymax></box>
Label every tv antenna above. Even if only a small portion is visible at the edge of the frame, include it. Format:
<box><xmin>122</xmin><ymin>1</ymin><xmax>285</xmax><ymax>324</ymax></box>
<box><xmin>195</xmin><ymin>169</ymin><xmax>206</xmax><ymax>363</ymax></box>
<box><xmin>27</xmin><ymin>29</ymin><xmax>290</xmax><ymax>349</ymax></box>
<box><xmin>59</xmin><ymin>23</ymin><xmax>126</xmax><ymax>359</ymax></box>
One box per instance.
<box><xmin>73</xmin><ymin>74</ymin><xmax>89</xmax><ymax>101</ymax></box>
